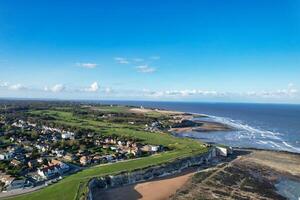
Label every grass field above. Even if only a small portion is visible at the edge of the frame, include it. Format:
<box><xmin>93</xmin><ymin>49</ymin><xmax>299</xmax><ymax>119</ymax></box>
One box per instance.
<box><xmin>6</xmin><ymin>106</ymin><xmax>208</xmax><ymax>200</ymax></box>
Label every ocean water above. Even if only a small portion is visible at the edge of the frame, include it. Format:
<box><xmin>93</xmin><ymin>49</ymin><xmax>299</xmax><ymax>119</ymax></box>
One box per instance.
<box><xmin>95</xmin><ymin>101</ymin><xmax>300</xmax><ymax>153</ymax></box>
<box><xmin>275</xmin><ymin>179</ymin><xmax>300</xmax><ymax>200</ymax></box>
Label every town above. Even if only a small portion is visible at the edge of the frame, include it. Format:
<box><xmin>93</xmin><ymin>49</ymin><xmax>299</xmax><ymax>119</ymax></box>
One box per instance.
<box><xmin>0</xmin><ymin>115</ymin><xmax>164</xmax><ymax>193</ymax></box>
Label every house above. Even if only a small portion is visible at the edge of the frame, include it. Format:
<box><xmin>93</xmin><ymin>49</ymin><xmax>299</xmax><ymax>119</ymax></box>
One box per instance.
<box><xmin>35</xmin><ymin>144</ymin><xmax>49</xmax><ymax>152</ymax></box>
<box><xmin>141</xmin><ymin>145</ymin><xmax>160</xmax><ymax>153</ymax></box>
<box><xmin>63</xmin><ymin>153</ymin><xmax>76</xmax><ymax>162</ymax></box>
<box><xmin>49</xmin><ymin>160</ymin><xmax>69</xmax><ymax>173</ymax></box>
<box><xmin>117</xmin><ymin>140</ymin><xmax>125</xmax><ymax>146</ymax></box>
<box><xmin>0</xmin><ymin>174</ymin><xmax>15</xmax><ymax>186</ymax></box>
<box><xmin>61</xmin><ymin>131</ymin><xmax>75</xmax><ymax>139</ymax></box>
<box><xmin>216</xmin><ymin>146</ymin><xmax>232</xmax><ymax>157</ymax></box>
<box><xmin>105</xmin><ymin>138</ymin><xmax>117</xmax><ymax>144</ymax></box>
<box><xmin>80</xmin><ymin>156</ymin><xmax>91</xmax><ymax>166</ymax></box>
<box><xmin>150</xmin><ymin>145</ymin><xmax>159</xmax><ymax>152</ymax></box>
<box><xmin>37</xmin><ymin>160</ymin><xmax>69</xmax><ymax>179</ymax></box>
<box><xmin>12</xmin><ymin>120</ymin><xmax>26</xmax><ymax>128</ymax></box>
<box><xmin>37</xmin><ymin>165</ymin><xmax>59</xmax><ymax>179</ymax></box>
<box><xmin>6</xmin><ymin>179</ymin><xmax>32</xmax><ymax>191</ymax></box>
<box><xmin>52</xmin><ymin>149</ymin><xmax>65</xmax><ymax>158</ymax></box>
<box><xmin>10</xmin><ymin>159</ymin><xmax>21</xmax><ymax>167</ymax></box>
<box><xmin>94</xmin><ymin>140</ymin><xmax>101</xmax><ymax>146</ymax></box>
<box><xmin>92</xmin><ymin>155</ymin><xmax>102</xmax><ymax>164</ymax></box>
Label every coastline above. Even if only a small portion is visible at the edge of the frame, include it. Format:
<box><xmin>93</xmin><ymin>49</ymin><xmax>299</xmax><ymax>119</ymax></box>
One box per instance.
<box><xmin>92</xmin><ymin>148</ymin><xmax>300</xmax><ymax>200</ymax></box>
<box><xmin>3</xmin><ymin>103</ymin><xmax>300</xmax><ymax>200</ymax></box>
<box><xmin>92</xmin><ymin>167</ymin><xmax>198</xmax><ymax>200</ymax></box>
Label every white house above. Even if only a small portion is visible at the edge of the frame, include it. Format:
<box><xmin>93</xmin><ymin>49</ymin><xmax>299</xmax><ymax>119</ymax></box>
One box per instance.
<box><xmin>37</xmin><ymin>160</ymin><xmax>69</xmax><ymax>179</ymax></box>
<box><xmin>150</xmin><ymin>145</ymin><xmax>159</xmax><ymax>152</ymax></box>
<box><xmin>38</xmin><ymin>166</ymin><xmax>59</xmax><ymax>179</ymax></box>
<box><xmin>216</xmin><ymin>146</ymin><xmax>232</xmax><ymax>157</ymax></box>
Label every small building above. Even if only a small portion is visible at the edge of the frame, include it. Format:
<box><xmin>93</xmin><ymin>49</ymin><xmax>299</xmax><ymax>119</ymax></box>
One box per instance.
<box><xmin>61</xmin><ymin>131</ymin><xmax>75</xmax><ymax>140</ymax></box>
<box><xmin>38</xmin><ymin>165</ymin><xmax>59</xmax><ymax>179</ymax></box>
<box><xmin>0</xmin><ymin>174</ymin><xmax>15</xmax><ymax>186</ymax></box>
<box><xmin>63</xmin><ymin>153</ymin><xmax>76</xmax><ymax>162</ymax></box>
<box><xmin>37</xmin><ymin>160</ymin><xmax>69</xmax><ymax>180</ymax></box>
<box><xmin>141</xmin><ymin>145</ymin><xmax>160</xmax><ymax>153</ymax></box>
<box><xmin>6</xmin><ymin>179</ymin><xmax>31</xmax><ymax>191</ymax></box>
<box><xmin>216</xmin><ymin>146</ymin><xmax>232</xmax><ymax>157</ymax></box>
<box><xmin>80</xmin><ymin>156</ymin><xmax>91</xmax><ymax>166</ymax></box>
<box><xmin>10</xmin><ymin>159</ymin><xmax>21</xmax><ymax>167</ymax></box>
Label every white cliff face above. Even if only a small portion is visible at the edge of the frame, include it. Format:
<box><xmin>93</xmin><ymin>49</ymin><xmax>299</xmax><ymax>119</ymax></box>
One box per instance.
<box><xmin>87</xmin><ymin>148</ymin><xmax>217</xmax><ymax>200</ymax></box>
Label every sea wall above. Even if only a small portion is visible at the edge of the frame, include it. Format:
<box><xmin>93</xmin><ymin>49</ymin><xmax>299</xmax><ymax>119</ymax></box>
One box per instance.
<box><xmin>87</xmin><ymin>147</ymin><xmax>217</xmax><ymax>200</ymax></box>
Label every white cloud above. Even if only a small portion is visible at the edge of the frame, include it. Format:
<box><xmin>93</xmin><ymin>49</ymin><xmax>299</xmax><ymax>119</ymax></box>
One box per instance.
<box><xmin>246</xmin><ymin>84</ymin><xmax>298</xmax><ymax>98</ymax></box>
<box><xmin>136</xmin><ymin>65</ymin><xmax>156</xmax><ymax>73</ymax></box>
<box><xmin>144</xmin><ymin>89</ymin><xmax>221</xmax><ymax>97</ymax></box>
<box><xmin>85</xmin><ymin>82</ymin><xmax>99</xmax><ymax>92</ymax></box>
<box><xmin>44</xmin><ymin>84</ymin><xmax>65</xmax><ymax>93</ymax></box>
<box><xmin>9</xmin><ymin>84</ymin><xmax>27</xmax><ymax>91</ymax></box>
<box><xmin>76</xmin><ymin>62</ymin><xmax>98</xmax><ymax>69</ymax></box>
<box><xmin>0</xmin><ymin>81</ymin><xmax>9</xmax><ymax>87</ymax></box>
<box><xmin>114</xmin><ymin>57</ymin><xmax>130</xmax><ymax>64</ymax></box>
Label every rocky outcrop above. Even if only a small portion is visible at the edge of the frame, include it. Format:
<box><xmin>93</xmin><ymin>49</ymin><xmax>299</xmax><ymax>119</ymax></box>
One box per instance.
<box><xmin>87</xmin><ymin>148</ymin><xmax>217</xmax><ymax>200</ymax></box>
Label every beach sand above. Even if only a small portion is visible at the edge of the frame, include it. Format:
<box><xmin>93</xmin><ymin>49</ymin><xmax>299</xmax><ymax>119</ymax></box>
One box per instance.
<box><xmin>92</xmin><ymin>168</ymin><xmax>196</xmax><ymax>200</ymax></box>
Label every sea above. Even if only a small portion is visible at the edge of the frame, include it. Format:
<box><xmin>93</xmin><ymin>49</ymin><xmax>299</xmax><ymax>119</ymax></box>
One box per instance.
<box><xmin>93</xmin><ymin>101</ymin><xmax>300</xmax><ymax>154</ymax></box>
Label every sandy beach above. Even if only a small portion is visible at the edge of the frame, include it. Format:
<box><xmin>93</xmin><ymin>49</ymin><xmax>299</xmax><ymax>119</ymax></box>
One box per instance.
<box><xmin>92</xmin><ymin>168</ymin><xmax>197</xmax><ymax>200</ymax></box>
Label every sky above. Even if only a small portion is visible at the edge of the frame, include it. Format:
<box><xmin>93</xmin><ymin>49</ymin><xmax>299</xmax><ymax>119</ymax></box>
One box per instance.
<box><xmin>0</xmin><ymin>0</ymin><xmax>300</xmax><ymax>103</ymax></box>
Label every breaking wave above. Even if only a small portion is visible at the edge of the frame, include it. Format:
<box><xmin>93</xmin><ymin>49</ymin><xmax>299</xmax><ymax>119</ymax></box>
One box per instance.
<box><xmin>193</xmin><ymin>115</ymin><xmax>300</xmax><ymax>153</ymax></box>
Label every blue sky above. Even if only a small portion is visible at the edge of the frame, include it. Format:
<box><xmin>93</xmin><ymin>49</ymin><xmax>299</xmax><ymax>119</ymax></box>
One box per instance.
<box><xmin>0</xmin><ymin>0</ymin><xmax>300</xmax><ymax>103</ymax></box>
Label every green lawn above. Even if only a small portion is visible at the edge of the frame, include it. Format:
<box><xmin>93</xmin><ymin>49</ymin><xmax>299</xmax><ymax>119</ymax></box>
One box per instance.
<box><xmin>6</xmin><ymin>107</ymin><xmax>208</xmax><ymax>200</ymax></box>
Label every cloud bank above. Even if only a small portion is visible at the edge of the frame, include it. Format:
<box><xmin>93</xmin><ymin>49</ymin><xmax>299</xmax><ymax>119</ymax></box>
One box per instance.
<box><xmin>0</xmin><ymin>80</ymin><xmax>299</xmax><ymax>103</ymax></box>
